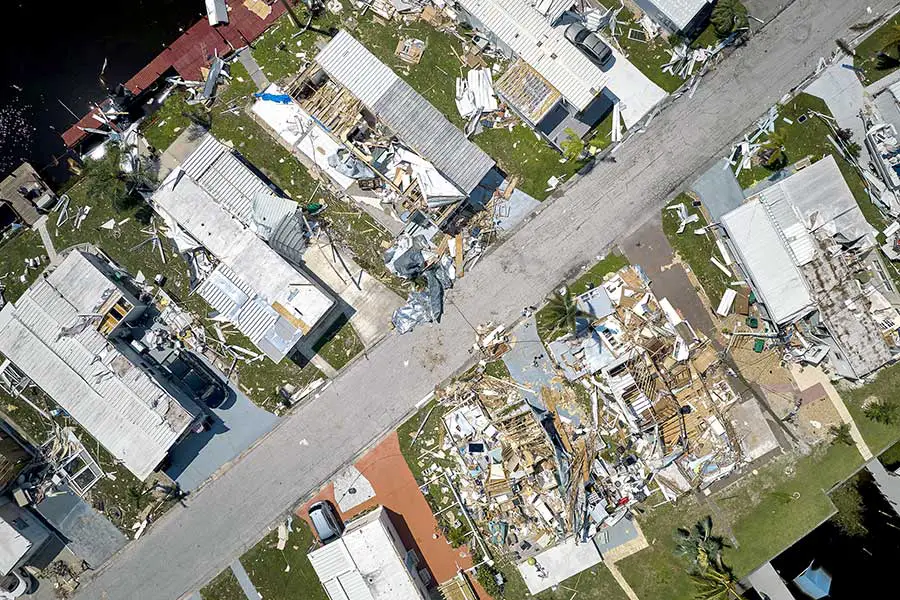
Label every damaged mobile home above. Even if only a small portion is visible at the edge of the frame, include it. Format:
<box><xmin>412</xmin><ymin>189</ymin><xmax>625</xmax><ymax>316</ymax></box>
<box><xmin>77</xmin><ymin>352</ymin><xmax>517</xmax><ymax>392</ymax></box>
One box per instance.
<box><xmin>0</xmin><ymin>250</ymin><xmax>202</xmax><ymax>481</ymax></box>
<box><xmin>275</xmin><ymin>30</ymin><xmax>498</xmax><ymax>231</ymax></box>
<box><xmin>718</xmin><ymin>155</ymin><xmax>900</xmax><ymax>380</ymax></box>
<box><xmin>151</xmin><ymin>132</ymin><xmax>337</xmax><ymax>363</ymax></box>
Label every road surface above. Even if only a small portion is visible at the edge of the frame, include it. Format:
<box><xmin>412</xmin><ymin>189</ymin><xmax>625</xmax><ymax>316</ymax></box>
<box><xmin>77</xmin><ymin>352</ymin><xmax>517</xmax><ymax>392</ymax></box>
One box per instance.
<box><xmin>78</xmin><ymin>2</ymin><xmax>894</xmax><ymax>598</ymax></box>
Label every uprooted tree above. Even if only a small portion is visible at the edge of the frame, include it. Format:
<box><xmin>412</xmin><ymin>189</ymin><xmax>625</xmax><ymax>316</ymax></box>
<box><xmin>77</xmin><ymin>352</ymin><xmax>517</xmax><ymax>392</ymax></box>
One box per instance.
<box><xmin>711</xmin><ymin>0</ymin><xmax>749</xmax><ymax>38</ymax></box>
<box><xmin>674</xmin><ymin>516</ymin><xmax>745</xmax><ymax>600</ymax></box>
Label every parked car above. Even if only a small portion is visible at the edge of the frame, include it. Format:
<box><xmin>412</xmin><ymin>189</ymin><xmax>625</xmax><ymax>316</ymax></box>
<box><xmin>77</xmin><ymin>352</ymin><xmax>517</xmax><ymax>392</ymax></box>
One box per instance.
<box><xmin>0</xmin><ymin>571</ymin><xmax>33</xmax><ymax>599</ymax></box>
<box><xmin>309</xmin><ymin>501</ymin><xmax>344</xmax><ymax>543</ymax></box>
<box><xmin>564</xmin><ymin>23</ymin><xmax>613</xmax><ymax>68</ymax></box>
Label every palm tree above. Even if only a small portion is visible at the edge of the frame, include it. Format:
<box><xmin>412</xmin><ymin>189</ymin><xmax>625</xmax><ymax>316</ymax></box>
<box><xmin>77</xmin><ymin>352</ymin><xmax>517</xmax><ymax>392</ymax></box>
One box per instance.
<box><xmin>674</xmin><ymin>516</ymin><xmax>729</xmax><ymax>574</ymax></box>
<box><xmin>829</xmin><ymin>423</ymin><xmax>854</xmax><ymax>446</ymax></box>
<box><xmin>691</xmin><ymin>567</ymin><xmax>744</xmax><ymax>600</ymax></box>
<box><xmin>543</xmin><ymin>288</ymin><xmax>590</xmax><ymax>338</ymax></box>
<box><xmin>865</xmin><ymin>399</ymin><xmax>899</xmax><ymax>425</ymax></box>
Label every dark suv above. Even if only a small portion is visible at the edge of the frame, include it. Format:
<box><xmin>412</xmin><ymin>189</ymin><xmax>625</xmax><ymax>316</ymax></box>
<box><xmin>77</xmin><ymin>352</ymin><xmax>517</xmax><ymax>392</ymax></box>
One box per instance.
<box><xmin>564</xmin><ymin>23</ymin><xmax>613</xmax><ymax>68</ymax></box>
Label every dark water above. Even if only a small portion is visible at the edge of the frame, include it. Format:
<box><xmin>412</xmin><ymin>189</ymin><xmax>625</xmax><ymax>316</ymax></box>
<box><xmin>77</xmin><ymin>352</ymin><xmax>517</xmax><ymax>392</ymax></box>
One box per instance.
<box><xmin>770</xmin><ymin>470</ymin><xmax>900</xmax><ymax>599</ymax></box>
<box><xmin>0</xmin><ymin>0</ymin><xmax>206</xmax><ymax>185</ymax></box>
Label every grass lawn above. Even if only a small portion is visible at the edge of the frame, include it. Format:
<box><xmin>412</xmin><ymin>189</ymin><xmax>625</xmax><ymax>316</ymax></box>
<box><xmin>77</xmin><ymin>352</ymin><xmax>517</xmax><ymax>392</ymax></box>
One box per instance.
<box><xmin>662</xmin><ymin>193</ymin><xmax>729</xmax><ymax>305</ymax></box>
<box><xmin>618</xmin><ymin>443</ymin><xmax>864</xmax><ymax>599</ymax></box>
<box><xmin>397</xmin><ymin>399</ymin><xmax>455</xmax><ymax>484</ymax></box>
<box><xmin>240</xmin><ymin>524</ymin><xmax>326</xmax><ymax>600</ymax></box>
<box><xmin>484</xmin><ymin>358</ymin><xmax>511</xmax><ymax>380</ymax></box>
<box><xmin>140</xmin><ymin>91</ymin><xmax>196</xmax><ymax>152</ymax></box>
<box><xmin>348</xmin><ymin>15</ymin><xmax>588</xmax><ymax>199</ymax></box>
<box><xmin>310</xmin><ymin>313</ymin><xmax>364</xmax><ymax>371</ymax></box>
<box><xmin>879</xmin><ymin>438</ymin><xmax>900</xmax><ymax>470</ymax></box>
<box><xmin>840</xmin><ymin>362</ymin><xmax>900</xmax><ymax>455</ymax></box>
<box><xmin>737</xmin><ymin>94</ymin><xmax>886</xmax><ymax>233</ymax></box>
<box><xmin>535</xmin><ymin>251</ymin><xmax>629</xmax><ymax>342</ymax></box>
<box><xmin>200</xmin><ymin>568</ymin><xmax>245</xmax><ymax>600</ymax></box>
<box><xmin>0</xmin><ymin>228</ymin><xmax>47</xmax><ymax>304</ymax></box>
<box><xmin>853</xmin><ymin>13</ymin><xmax>900</xmax><ymax>85</ymax></box>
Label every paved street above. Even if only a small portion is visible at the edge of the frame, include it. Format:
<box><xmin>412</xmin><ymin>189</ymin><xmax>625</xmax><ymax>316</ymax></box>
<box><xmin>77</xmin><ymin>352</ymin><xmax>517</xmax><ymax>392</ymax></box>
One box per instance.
<box><xmin>78</xmin><ymin>2</ymin><xmax>894</xmax><ymax>598</ymax></box>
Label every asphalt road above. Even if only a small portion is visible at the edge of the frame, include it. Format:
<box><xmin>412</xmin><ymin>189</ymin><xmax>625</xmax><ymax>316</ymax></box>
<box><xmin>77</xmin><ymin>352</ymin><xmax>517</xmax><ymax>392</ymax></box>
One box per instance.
<box><xmin>78</xmin><ymin>2</ymin><xmax>895</xmax><ymax>598</ymax></box>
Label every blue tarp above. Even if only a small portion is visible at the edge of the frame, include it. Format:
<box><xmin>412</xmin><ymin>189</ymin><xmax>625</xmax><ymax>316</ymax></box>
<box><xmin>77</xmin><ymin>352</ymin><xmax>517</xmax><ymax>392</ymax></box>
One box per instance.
<box><xmin>793</xmin><ymin>564</ymin><xmax>832</xmax><ymax>599</ymax></box>
<box><xmin>253</xmin><ymin>92</ymin><xmax>292</xmax><ymax>104</ymax></box>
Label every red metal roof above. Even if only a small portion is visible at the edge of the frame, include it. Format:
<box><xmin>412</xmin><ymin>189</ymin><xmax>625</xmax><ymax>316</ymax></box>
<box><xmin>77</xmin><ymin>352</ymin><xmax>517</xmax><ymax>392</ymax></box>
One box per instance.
<box><xmin>61</xmin><ymin>108</ymin><xmax>102</xmax><ymax>148</ymax></box>
<box><xmin>126</xmin><ymin>50</ymin><xmax>176</xmax><ymax>95</ymax></box>
<box><xmin>63</xmin><ymin>0</ymin><xmax>294</xmax><ymax>148</ymax></box>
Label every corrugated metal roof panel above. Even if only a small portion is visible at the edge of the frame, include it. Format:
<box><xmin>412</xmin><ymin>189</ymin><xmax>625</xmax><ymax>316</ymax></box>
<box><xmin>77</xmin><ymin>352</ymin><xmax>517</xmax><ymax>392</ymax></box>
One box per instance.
<box><xmin>308</xmin><ymin>541</ymin><xmax>355</xmax><ymax>582</ymax></box>
<box><xmin>720</xmin><ymin>200</ymin><xmax>814</xmax><ymax>325</ymax></box>
<box><xmin>458</xmin><ymin>0</ymin><xmax>608</xmax><ymax>110</ymax></box>
<box><xmin>314</xmin><ymin>31</ymin><xmax>399</xmax><ymax>107</ymax></box>
<box><xmin>316</xmin><ymin>32</ymin><xmax>495</xmax><ymax>194</ymax></box>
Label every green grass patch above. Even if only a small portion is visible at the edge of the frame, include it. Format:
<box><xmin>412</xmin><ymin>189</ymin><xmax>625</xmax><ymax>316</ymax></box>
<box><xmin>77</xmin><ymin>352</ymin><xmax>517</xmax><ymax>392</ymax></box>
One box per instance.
<box><xmin>249</xmin><ymin>10</ymin><xmax>342</xmax><ymax>84</ymax></box>
<box><xmin>310</xmin><ymin>313</ymin><xmax>364</xmax><ymax>371</ymax></box>
<box><xmin>0</xmin><ymin>228</ymin><xmax>47</xmax><ymax>304</ymax></box>
<box><xmin>200</xmin><ymin>568</ymin><xmax>245</xmax><ymax>600</ymax></box>
<box><xmin>853</xmin><ymin>13</ymin><xmax>900</xmax><ymax>85</ymax></box>
<box><xmin>484</xmin><ymin>358</ymin><xmax>511</xmax><ymax>380</ymax></box>
<box><xmin>140</xmin><ymin>92</ymin><xmax>195</xmax><ymax>152</ymax></box>
<box><xmin>397</xmin><ymin>399</ymin><xmax>454</xmax><ymax>483</ymax></box>
<box><xmin>535</xmin><ymin>251</ymin><xmax>629</xmax><ymax>342</ymax></box>
<box><xmin>241</xmin><ymin>523</ymin><xmax>326</xmax><ymax>600</ymax></box>
<box><xmin>879</xmin><ymin>438</ymin><xmax>900</xmax><ymax>470</ymax></box>
<box><xmin>840</xmin><ymin>361</ymin><xmax>900</xmax><ymax>455</ymax></box>
<box><xmin>724</xmin><ymin>443</ymin><xmax>863</xmax><ymax>575</ymax></box>
<box><xmin>50</xmin><ymin>180</ymin><xmax>193</xmax><ymax>298</ymax></box>
<box><xmin>662</xmin><ymin>194</ymin><xmax>728</xmax><ymax>304</ymax></box>
<box><xmin>618</xmin><ymin>34</ymin><xmax>683</xmax><ymax>94</ymax></box>
<box><xmin>618</xmin><ymin>443</ymin><xmax>864</xmax><ymax>599</ymax></box>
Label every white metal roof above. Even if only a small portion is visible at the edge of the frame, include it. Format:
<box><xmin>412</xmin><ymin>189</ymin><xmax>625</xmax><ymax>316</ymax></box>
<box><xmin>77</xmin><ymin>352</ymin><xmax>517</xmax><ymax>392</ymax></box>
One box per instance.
<box><xmin>180</xmin><ymin>134</ymin><xmax>299</xmax><ymax>240</ymax></box>
<box><xmin>308</xmin><ymin>507</ymin><xmax>425</xmax><ymax>600</ymax></box>
<box><xmin>457</xmin><ymin>0</ymin><xmax>666</xmax><ymax>126</ymax></box>
<box><xmin>644</xmin><ymin>0</ymin><xmax>710</xmax><ymax>31</ymax></box>
<box><xmin>0</xmin><ymin>252</ymin><xmax>197</xmax><ymax>480</ymax></box>
<box><xmin>153</xmin><ymin>171</ymin><xmax>334</xmax><ymax>362</ymax></box>
<box><xmin>720</xmin><ymin>200</ymin><xmax>814</xmax><ymax>325</ymax></box>
<box><xmin>315</xmin><ymin>31</ymin><xmax>495</xmax><ymax>194</ymax></box>
<box><xmin>0</xmin><ymin>518</ymin><xmax>31</xmax><ymax>575</ymax></box>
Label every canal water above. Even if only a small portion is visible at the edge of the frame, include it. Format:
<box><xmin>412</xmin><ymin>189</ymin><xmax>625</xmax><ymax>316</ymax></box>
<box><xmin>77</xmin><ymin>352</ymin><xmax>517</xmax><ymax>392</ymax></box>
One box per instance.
<box><xmin>0</xmin><ymin>0</ymin><xmax>206</xmax><ymax>185</ymax></box>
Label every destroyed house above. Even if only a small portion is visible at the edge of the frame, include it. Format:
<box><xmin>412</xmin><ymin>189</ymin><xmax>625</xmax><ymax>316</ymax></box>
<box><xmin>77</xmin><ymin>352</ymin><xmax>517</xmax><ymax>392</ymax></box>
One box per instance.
<box><xmin>152</xmin><ymin>139</ymin><xmax>337</xmax><ymax>363</ymax></box>
<box><xmin>0</xmin><ymin>251</ymin><xmax>201</xmax><ymax>480</ymax></box>
<box><xmin>633</xmin><ymin>0</ymin><xmax>712</xmax><ymax>37</ymax></box>
<box><xmin>455</xmin><ymin>0</ymin><xmax>666</xmax><ymax>146</ymax></box>
<box><xmin>720</xmin><ymin>156</ymin><xmax>897</xmax><ymax>379</ymax></box>
<box><xmin>290</xmin><ymin>30</ymin><xmax>496</xmax><ymax>228</ymax></box>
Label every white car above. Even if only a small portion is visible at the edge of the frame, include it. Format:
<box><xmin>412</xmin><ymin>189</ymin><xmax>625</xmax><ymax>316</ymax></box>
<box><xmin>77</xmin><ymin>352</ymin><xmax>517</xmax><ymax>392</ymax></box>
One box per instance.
<box><xmin>0</xmin><ymin>572</ymin><xmax>31</xmax><ymax>599</ymax></box>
